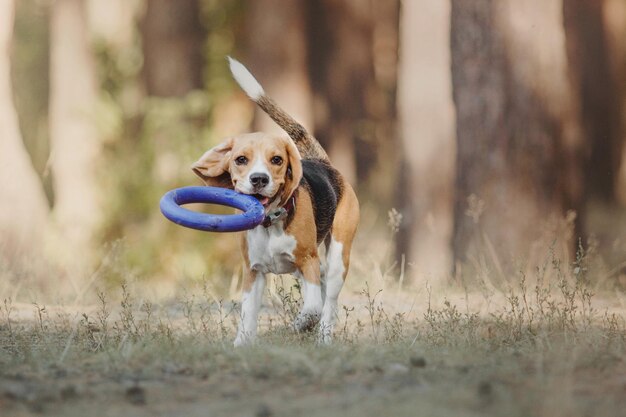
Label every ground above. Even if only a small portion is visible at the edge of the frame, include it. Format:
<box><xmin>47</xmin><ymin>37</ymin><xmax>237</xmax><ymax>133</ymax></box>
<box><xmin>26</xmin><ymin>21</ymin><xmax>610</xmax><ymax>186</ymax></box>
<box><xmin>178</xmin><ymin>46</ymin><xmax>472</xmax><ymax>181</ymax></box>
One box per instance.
<box><xmin>1</xmin><ymin>272</ymin><xmax>625</xmax><ymax>417</ymax></box>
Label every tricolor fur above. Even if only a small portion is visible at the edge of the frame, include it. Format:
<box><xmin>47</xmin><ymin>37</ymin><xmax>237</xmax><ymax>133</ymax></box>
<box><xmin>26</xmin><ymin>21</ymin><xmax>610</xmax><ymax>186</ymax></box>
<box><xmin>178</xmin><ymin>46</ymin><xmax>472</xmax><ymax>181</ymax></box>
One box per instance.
<box><xmin>193</xmin><ymin>57</ymin><xmax>359</xmax><ymax>345</ymax></box>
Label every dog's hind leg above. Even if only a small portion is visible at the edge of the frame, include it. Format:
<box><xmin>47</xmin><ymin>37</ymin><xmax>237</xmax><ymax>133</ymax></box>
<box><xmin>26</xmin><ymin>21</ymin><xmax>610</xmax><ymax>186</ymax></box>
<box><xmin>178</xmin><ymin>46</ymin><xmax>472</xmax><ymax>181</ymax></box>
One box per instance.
<box><xmin>318</xmin><ymin>237</ymin><xmax>345</xmax><ymax>344</ymax></box>
<box><xmin>319</xmin><ymin>185</ymin><xmax>359</xmax><ymax>344</ymax></box>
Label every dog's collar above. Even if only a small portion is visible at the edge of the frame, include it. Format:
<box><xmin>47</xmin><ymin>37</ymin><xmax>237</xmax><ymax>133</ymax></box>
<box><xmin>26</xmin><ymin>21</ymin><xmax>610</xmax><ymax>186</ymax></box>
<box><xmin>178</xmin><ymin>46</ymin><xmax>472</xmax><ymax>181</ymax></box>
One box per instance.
<box><xmin>262</xmin><ymin>192</ymin><xmax>297</xmax><ymax>228</ymax></box>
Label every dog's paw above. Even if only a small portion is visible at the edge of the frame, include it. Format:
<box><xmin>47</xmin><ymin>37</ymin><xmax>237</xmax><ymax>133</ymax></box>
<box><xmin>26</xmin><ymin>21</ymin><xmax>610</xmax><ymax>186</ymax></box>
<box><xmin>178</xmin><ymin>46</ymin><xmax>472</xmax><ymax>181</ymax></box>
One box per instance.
<box><xmin>234</xmin><ymin>331</ymin><xmax>256</xmax><ymax>347</ymax></box>
<box><xmin>317</xmin><ymin>322</ymin><xmax>334</xmax><ymax>344</ymax></box>
<box><xmin>293</xmin><ymin>310</ymin><xmax>321</xmax><ymax>333</ymax></box>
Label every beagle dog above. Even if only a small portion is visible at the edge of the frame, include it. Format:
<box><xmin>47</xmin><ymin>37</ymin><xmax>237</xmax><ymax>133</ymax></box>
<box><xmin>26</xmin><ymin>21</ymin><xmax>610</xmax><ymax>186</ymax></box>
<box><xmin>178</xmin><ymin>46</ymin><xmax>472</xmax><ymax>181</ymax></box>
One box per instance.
<box><xmin>192</xmin><ymin>58</ymin><xmax>359</xmax><ymax>346</ymax></box>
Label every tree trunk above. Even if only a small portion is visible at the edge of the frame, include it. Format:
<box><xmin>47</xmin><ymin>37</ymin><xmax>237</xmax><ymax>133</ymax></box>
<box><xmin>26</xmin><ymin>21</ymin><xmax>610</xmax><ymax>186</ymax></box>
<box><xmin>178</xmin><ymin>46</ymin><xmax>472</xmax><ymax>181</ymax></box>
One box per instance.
<box><xmin>450</xmin><ymin>0</ymin><xmax>583</xmax><ymax>276</ymax></box>
<box><xmin>602</xmin><ymin>0</ymin><xmax>626</xmax><ymax>205</ymax></box>
<box><xmin>0</xmin><ymin>0</ymin><xmax>50</xmax><ymax>258</ymax></box>
<box><xmin>563</xmin><ymin>0</ymin><xmax>623</xmax><ymax>204</ymax></box>
<box><xmin>305</xmin><ymin>0</ymin><xmax>377</xmax><ymax>186</ymax></box>
<box><xmin>245</xmin><ymin>0</ymin><xmax>313</xmax><ymax>135</ymax></box>
<box><xmin>395</xmin><ymin>0</ymin><xmax>455</xmax><ymax>283</ymax></box>
<box><xmin>88</xmin><ymin>0</ymin><xmax>141</xmax><ymax>48</ymax></box>
<box><xmin>11</xmin><ymin>0</ymin><xmax>51</xmax><ymax>188</ymax></box>
<box><xmin>49</xmin><ymin>0</ymin><xmax>101</xmax><ymax>259</ymax></box>
<box><xmin>141</xmin><ymin>0</ymin><xmax>205</xmax><ymax>97</ymax></box>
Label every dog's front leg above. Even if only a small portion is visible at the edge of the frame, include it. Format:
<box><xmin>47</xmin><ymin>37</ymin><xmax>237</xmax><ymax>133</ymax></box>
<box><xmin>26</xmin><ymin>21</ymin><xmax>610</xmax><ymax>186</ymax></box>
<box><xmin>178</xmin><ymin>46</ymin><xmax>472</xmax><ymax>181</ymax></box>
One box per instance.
<box><xmin>234</xmin><ymin>270</ymin><xmax>266</xmax><ymax>347</ymax></box>
<box><xmin>294</xmin><ymin>256</ymin><xmax>323</xmax><ymax>332</ymax></box>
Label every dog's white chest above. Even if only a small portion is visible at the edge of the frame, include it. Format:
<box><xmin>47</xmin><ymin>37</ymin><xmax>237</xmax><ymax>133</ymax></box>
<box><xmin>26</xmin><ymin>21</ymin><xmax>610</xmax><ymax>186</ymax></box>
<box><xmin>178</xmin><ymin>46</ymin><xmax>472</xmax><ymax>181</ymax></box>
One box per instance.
<box><xmin>246</xmin><ymin>224</ymin><xmax>297</xmax><ymax>274</ymax></box>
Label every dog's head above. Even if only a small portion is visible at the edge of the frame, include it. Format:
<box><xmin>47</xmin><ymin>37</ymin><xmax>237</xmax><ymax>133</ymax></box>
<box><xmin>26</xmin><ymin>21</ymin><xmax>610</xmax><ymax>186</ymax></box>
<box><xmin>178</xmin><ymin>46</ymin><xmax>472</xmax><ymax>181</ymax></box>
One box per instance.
<box><xmin>192</xmin><ymin>132</ymin><xmax>302</xmax><ymax>209</ymax></box>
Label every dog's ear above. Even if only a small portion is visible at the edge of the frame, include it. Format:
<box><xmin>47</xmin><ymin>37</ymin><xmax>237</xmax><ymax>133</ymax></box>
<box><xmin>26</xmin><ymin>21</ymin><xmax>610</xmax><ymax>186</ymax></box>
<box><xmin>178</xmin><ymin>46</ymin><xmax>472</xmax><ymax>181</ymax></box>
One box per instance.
<box><xmin>191</xmin><ymin>138</ymin><xmax>235</xmax><ymax>188</ymax></box>
<box><xmin>282</xmin><ymin>137</ymin><xmax>302</xmax><ymax>202</ymax></box>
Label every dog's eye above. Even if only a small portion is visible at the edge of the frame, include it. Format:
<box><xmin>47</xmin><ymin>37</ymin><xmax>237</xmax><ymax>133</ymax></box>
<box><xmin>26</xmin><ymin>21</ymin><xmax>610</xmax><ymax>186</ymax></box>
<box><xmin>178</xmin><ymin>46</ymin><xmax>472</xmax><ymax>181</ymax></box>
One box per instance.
<box><xmin>271</xmin><ymin>156</ymin><xmax>283</xmax><ymax>165</ymax></box>
<box><xmin>235</xmin><ymin>156</ymin><xmax>248</xmax><ymax>165</ymax></box>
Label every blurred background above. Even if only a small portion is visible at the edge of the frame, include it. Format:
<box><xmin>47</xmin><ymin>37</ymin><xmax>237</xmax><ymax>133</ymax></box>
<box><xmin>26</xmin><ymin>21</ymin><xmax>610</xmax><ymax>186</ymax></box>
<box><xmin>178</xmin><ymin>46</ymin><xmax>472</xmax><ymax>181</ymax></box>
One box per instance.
<box><xmin>1</xmin><ymin>0</ymin><xmax>626</xmax><ymax>298</ymax></box>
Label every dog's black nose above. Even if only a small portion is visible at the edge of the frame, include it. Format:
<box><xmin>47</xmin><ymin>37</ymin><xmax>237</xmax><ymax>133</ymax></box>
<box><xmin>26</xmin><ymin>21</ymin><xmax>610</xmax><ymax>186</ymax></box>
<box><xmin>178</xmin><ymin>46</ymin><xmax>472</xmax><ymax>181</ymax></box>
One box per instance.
<box><xmin>250</xmin><ymin>173</ymin><xmax>270</xmax><ymax>188</ymax></box>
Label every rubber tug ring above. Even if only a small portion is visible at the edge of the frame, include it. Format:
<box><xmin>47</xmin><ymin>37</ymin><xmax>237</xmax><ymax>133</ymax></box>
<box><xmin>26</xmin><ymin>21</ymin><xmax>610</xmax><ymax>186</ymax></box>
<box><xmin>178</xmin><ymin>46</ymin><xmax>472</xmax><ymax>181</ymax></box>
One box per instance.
<box><xmin>159</xmin><ymin>186</ymin><xmax>265</xmax><ymax>232</ymax></box>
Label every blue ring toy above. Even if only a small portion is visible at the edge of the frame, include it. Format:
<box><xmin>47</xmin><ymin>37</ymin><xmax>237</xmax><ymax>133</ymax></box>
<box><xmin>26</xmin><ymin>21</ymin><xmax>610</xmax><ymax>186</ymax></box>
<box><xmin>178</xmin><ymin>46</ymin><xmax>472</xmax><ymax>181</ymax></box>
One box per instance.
<box><xmin>160</xmin><ymin>186</ymin><xmax>265</xmax><ymax>232</ymax></box>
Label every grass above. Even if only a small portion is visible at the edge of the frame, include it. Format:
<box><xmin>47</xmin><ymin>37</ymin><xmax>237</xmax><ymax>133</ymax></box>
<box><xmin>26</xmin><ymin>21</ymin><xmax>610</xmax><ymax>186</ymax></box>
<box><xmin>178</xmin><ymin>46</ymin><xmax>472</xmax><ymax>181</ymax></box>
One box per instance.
<box><xmin>0</xmin><ymin>209</ymin><xmax>625</xmax><ymax>417</ymax></box>
<box><xmin>1</xmin><ymin>244</ymin><xmax>625</xmax><ymax>417</ymax></box>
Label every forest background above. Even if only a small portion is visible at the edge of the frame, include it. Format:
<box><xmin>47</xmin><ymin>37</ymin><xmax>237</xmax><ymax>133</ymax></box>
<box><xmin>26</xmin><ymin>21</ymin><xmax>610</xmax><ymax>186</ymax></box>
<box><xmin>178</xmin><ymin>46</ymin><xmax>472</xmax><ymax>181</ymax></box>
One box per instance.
<box><xmin>2</xmin><ymin>0</ymin><xmax>626</xmax><ymax>299</ymax></box>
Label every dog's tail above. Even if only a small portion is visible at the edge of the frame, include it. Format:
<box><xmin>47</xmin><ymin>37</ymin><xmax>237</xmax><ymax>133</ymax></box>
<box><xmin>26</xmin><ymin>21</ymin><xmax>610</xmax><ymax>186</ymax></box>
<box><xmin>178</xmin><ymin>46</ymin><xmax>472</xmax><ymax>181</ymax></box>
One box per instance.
<box><xmin>227</xmin><ymin>57</ymin><xmax>328</xmax><ymax>161</ymax></box>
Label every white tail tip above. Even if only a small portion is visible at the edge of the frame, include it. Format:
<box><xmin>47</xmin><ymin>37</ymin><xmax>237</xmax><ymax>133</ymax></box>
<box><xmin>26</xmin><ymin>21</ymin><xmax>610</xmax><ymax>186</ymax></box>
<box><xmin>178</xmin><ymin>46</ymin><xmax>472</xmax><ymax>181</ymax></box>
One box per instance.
<box><xmin>227</xmin><ymin>56</ymin><xmax>264</xmax><ymax>100</ymax></box>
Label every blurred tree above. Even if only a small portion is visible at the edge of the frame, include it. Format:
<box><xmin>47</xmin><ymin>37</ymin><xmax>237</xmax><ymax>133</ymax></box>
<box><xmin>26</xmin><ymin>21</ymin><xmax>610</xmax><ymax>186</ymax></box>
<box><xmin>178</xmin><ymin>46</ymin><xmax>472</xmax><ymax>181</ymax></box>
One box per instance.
<box><xmin>0</xmin><ymin>0</ymin><xmax>50</xmax><ymax>257</ymax></box>
<box><xmin>245</xmin><ymin>0</ymin><xmax>313</xmax><ymax>134</ymax></box>
<box><xmin>11</xmin><ymin>0</ymin><xmax>50</xmax><ymax>198</ymax></box>
<box><xmin>305</xmin><ymin>0</ymin><xmax>396</xmax><ymax>188</ymax></box>
<box><xmin>49</xmin><ymin>0</ymin><xmax>101</xmax><ymax>262</ymax></box>
<box><xmin>88</xmin><ymin>0</ymin><xmax>140</xmax><ymax>49</ymax></box>
<box><xmin>450</xmin><ymin>1</ymin><xmax>583</xmax><ymax>275</ymax></box>
<box><xmin>395</xmin><ymin>0</ymin><xmax>455</xmax><ymax>283</ymax></box>
<box><xmin>93</xmin><ymin>0</ymin><xmax>246</xmax><ymax>284</ymax></box>
<box><xmin>563</xmin><ymin>0</ymin><xmax>623</xmax><ymax>205</ymax></box>
<box><xmin>141</xmin><ymin>0</ymin><xmax>205</xmax><ymax>97</ymax></box>
<box><xmin>601</xmin><ymin>0</ymin><xmax>626</xmax><ymax>205</ymax></box>
<box><xmin>369</xmin><ymin>0</ymin><xmax>400</xmax><ymax>202</ymax></box>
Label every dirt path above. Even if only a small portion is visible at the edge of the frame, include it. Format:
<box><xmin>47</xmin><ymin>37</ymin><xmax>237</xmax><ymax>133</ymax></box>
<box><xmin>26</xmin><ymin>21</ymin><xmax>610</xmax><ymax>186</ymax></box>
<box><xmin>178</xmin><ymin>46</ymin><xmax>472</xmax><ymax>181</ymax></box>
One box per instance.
<box><xmin>2</xmin><ymin>339</ymin><xmax>625</xmax><ymax>417</ymax></box>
